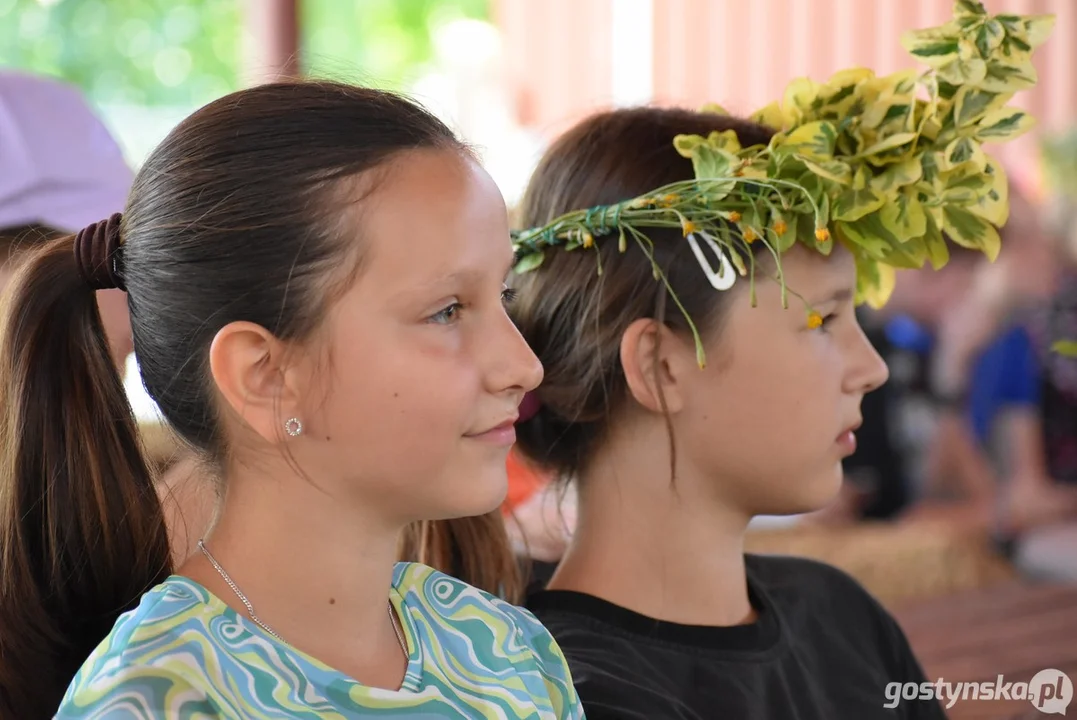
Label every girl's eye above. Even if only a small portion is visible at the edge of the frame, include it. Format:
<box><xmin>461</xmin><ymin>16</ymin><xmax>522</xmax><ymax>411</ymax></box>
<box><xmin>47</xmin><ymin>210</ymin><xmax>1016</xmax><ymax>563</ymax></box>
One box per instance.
<box><xmin>501</xmin><ymin>287</ymin><xmax>518</xmax><ymax>306</ymax></box>
<box><xmin>819</xmin><ymin>313</ymin><xmax>838</xmax><ymax>330</ymax></box>
<box><xmin>428</xmin><ymin>302</ymin><xmax>463</xmax><ymax>325</ymax></box>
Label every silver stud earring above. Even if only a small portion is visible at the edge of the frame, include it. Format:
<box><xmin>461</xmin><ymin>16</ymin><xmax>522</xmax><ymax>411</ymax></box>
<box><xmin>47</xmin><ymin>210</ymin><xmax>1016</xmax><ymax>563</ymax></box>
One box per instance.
<box><xmin>284</xmin><ymin>418</ymin><xmax>303</xmax><ymax>437</ymax></box>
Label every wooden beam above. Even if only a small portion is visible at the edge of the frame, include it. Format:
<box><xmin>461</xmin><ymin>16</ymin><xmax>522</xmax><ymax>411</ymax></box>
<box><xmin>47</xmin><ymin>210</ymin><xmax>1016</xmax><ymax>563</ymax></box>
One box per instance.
<box><xmin>242</xmin><ymin>0</ymin><xmax>301</xmax><ymax>85</ymax></box>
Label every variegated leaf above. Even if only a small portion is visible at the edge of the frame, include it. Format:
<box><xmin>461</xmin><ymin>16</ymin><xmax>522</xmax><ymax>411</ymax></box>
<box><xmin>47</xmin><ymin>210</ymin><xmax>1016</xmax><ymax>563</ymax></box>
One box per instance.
<box><xmin>900</xmin><ymin>26</ymin><xmax>960</xmax><ymax>69</ymax></box>
<box><xmin>879</xmin><ymin>189</ymin><xmax>928</xmax><ymax>242</ymax></box>
<box><xmin>783</xmin><ymin>77</ymin><xmax>821</xmax><ymax>122</ymax></box>
<box><xmin>857</xmin><ymin>132</ymin><xmax>919</xmax><ymax>158</ymax></box>
<box><xmin>943</xmin><ymin>204</ymin><xmax>1001</xmax><ymax>260</ymax></box>
<box><xmin>975</xmin><ymin>19</ymin><xmax>1006</xmax><ymax>56</ymax></box>
<box><xmin>800</xmin><ymin>157</ymin><xmax>853</xmax><ymax>185</ymax></box>
<box><xmin>853</xmin><ymin>253</ymin><xmax>897</xmax><ymax>309</ymax></box>
<box><xmin>964</xmin><ymin>158</ymin><xmax>1009</xmax><ymax>226</ymax></box>
<box><xmin>954</xmin><ymin>0</ymin><xmax>987</xmax><ymax>19</ymax></box>
<box><xmin>699</xmin><ymin>103</ymin><xmax>729</xmax><ymax>116</ymax></box>
<box><xmin>706</xmin><ymin>129</ymin><xmax>743</xmax><ymax>152</ymax></box>
<box><xmin>952</xmin><ymin>86</ymin><xmax>1007</xmax><ymax>127</ymax></box>
<box><xmin>776</xmin><ymin>121</ymin><xmax>838</xmax><ymax>160</ymax></box>
<box><xmin>922</xmin><ymin>209</ymin><xmax>950</xmax><ymax>269</ymax></box>
<box><xmin>749</xmin><ymin>101</ymin><xmax>792</xmax><ymax>131</ymax></box>
<box><xmin>975</xmin><ymin>106</ymin><xmax>1035</xmax><ymax>141</ymax></box>
<box><xmin>935</xmin><ymin>37</ymin><xmax>988</xmax><ymax>86</ymax></box>
<box><xmin>872</xmin><ymin>156</ymin><xmax>924</xmax><ymax>193</ymax></box>
<box><xmin>673</xmin><ymin>133</ymin><xmax>704</xmax><ymax>157</ymax></box>
<box><xmin>940</xmin><ymin>136</ymin><xmax>987</xmax><ymax>172</ymax></box>
<box><xmin>837</xmin><ymin>213</ymin><xmax>901</xmax><ymax>256</ymax></box>
<box><xmin>883</xmin><ymin>238</ymin><xmax>930</xmax><ymax>269</ymax></box>
<box><xmin>1023</xmin><ymin>14</ymin><xmax>1057</xmax><ymax>49</ymax></box>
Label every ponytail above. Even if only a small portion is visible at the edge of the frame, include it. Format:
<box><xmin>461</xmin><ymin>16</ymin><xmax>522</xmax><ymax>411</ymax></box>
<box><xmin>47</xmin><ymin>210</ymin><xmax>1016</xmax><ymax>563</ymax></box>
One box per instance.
<box><xmin>399</xmin><ymin>512</ymin><xmax>523</xmax><ymax>603</ymax></box>
<box><xmin>0</xmin><ymin>237</ymin><xmax>171</xmax><ymax>718</ymax></box>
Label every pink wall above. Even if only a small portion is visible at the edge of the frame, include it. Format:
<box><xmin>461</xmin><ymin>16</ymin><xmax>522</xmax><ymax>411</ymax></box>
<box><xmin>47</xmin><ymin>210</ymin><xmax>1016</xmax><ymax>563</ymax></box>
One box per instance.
<box><xmin>496</xmin><ymin>0</ymin><xmax>1077</xmax><ymax>193</ymax></box>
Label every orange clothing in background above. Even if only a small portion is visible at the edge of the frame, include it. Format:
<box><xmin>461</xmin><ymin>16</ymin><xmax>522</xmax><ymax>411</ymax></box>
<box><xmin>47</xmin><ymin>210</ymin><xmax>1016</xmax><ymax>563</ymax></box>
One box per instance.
<box><xmin>504</xmin><ymin>450</ymin><xmax>549</xmax><ymax>513</ymax></box>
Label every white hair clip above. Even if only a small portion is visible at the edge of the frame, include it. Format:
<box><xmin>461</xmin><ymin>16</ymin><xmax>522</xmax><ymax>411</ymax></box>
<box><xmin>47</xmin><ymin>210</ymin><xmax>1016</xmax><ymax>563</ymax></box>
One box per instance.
<box><xmin>685</xmin><ymin>231</ymin><xmax>736</xmax><ymax>291</ymax></box>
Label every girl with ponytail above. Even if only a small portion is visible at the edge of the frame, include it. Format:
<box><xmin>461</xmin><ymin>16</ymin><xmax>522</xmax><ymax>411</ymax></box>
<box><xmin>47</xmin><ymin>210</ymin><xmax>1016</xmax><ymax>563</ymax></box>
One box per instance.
<box><xmin>0</xmin><ymin>80</ymin><xmax>580</xmax><ymax>719</ymax></box>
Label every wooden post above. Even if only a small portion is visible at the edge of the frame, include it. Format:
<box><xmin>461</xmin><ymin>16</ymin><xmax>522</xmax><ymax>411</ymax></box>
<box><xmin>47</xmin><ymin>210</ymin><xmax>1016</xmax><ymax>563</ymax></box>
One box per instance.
<box><xmin>242</xmin><ymin>0</ymin><xmax>301</xmax><ymax>85</ymax></box>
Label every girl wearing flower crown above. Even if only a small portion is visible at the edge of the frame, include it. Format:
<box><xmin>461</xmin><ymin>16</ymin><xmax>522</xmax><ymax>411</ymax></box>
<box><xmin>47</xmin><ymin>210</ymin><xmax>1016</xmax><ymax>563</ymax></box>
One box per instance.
<box><xmin>506</xmin><ymin>4</ymin><xmax>1052</xmax><ymax>718</ymax></box>
<box><xmin>0</xmin><ymin>81</ymin><xmax>581</xmax><ymax>720</ymax></box>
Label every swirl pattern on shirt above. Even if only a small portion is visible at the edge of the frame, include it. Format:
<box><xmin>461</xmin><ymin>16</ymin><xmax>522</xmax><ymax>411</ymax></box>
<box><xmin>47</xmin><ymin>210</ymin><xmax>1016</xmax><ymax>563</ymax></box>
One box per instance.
<box><xmin>56</xmin><ymin>563</ymin><xmax>583</xmax><ymax>719</ymax></box>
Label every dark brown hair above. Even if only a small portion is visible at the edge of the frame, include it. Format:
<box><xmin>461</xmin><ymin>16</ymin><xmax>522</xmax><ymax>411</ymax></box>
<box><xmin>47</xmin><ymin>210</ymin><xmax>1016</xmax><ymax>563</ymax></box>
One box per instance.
<box><xmin>510</xmin><ymin>107</ymin><xmax>776</xmax><ymax>480</ymax></box>
<box><xmin>0</xmin><ymin>224</ymin><xmax>65</xmax><ymax>266</ymax></box>
<box><xmin>0</xmin><ymin>81</ymin><xmax>516</xmax><ymax>717</ymax></box>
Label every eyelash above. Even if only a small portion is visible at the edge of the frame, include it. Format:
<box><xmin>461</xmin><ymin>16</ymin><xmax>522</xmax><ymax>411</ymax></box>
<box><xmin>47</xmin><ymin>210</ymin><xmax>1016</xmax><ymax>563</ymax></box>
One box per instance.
<box><xmin>817</xmin><ymin>313</ymin><xmax>838</xmax><ymax>330</ymax></box>
<box><xmin>428</xmin><ymin>288</ymin><xmax>518</xmax><ymax>325</ymax></box>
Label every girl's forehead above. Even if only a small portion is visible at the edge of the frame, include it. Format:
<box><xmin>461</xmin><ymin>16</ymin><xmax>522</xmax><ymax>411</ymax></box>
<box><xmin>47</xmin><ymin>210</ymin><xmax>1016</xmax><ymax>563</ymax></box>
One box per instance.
<box><xmin>346</xmin><ymin>152</ymin><xmax>512</xmax><ymax>289</ymax></box>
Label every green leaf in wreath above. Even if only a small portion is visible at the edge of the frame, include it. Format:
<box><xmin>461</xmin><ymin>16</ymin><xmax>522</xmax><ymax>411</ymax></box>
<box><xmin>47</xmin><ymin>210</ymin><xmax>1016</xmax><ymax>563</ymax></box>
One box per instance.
<box><xmin>857</xmin><ymin>132</ymin><xmax>919</xmax><ymax>160</ymax></box>
<box><xmin>836</xmin><ymin>213</ymin><xmax>899</xmax><ymax>258</ymax></box>
<box><xmin>832</xmin><ymin>167</ymin><xmax>886</xmax><ymax>222</ymax></box>
<box><xmin>673</xmin><ymin>134</ymin><xmax>704</xmax><ymax>157</ymax></box>
<box><xmin>937</xmin><ymin>38</ymin><xmax>988</xmax><ymax>86</ymax></box>
<box><xmin>942</xmin><ymin>204</ymin><xmax>1001</xmax><ymax>260</ymax></box>
<box><xmin>979</xmin><ymin>59</ymin><xmax>1036</xmax><ymax>92</ymax></box>
<box><xmin>871</xmin><ymin>155</ymin><xmax>923</xmax><ymax>193</ymax></box>
<box><xmin>687</xmin><ymin>147</ymin><xmax>738</xmax><ymax>199</ymax></box>
<box><xmin>799</xmin><ymin>156</ymin><xmax>853</xmax><ymax>185</ymax></box>
<box><xmin>952</xmin><ymin>86</ymin><xmax>1006</xmax><ymax>127</ymax></box>
<box><xmin>775</xmin><ymin>121</ymin><xmax>838</xmax><ymax>160</ymax></box>
<box><xmin>954</xmin><ymin>0</ymin><xmax>987</xmax><ymax>19</ymax></box>
<box><xmin>850</xmin><ymin>248</ymin><xmax>897</xmax><ymax>309</ymax></box>
<box><xmin>940</xmin><ymin>136</ymin><xmax>987</xmax><ymax>173</ymax></box>
<box><xmin>750</xmin><ymin>101</ymin><xmax>793</xmax><ymax>132</ymax></box>
<box><xmin>770</xmin><ymin>214</ymin><xmax>799</xmax><ymax>252</ymax></box>
<box><xmin>974</xmin><ymin>106</ymin><xmax>1035</xmax><ymax>142</ymax></box>
<box><xmin>882</xmin><ymin>238</ymin><xmax>930</xmax><ymax>269</ymax></box>
<box><xmin>782</xmin><ymin>77</ymin><xmax>822</xmax><ymax>124</ymax></box>
<box><xmin>964</xmin><ymin>158</ymin><xmax>1009</xmax><ymax>226</ymax></box>
<box><xmin>900</xmin><ymin>24</ymin><xmax>960</xmax><ymax>68</ymax></box>
<box><xmin>975</xmin><ymin>18</ymin><xmax>1006</xmax><ymax>57</ymax></box>
<box><xmin>879</xmin><ymin>188</ymin><xmax>928</xmax><ymax>242</ymax></box>
<box><xmin>922</xmin><ymin>208</ymin><xmax>950</xmax><ymax>269</ymax></box>
<box><xmin>513</xmin><ymin>252</ymin><xmax>545</xmax><ymax>273</ymax></box>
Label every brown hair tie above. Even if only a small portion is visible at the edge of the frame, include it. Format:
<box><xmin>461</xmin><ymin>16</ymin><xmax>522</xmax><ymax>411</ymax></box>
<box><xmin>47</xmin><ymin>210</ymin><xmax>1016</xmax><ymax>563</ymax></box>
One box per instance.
<box><xmin>73</xmin><ymin>212</ymin><xmax>126</xmax><ymax>291</ymax></box>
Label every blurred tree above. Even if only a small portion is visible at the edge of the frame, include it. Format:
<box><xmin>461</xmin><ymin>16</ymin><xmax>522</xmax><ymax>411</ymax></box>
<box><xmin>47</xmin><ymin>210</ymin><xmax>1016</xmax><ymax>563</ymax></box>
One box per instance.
<box><xmin>0</xmin><ymin>0</ymin><xmax>489</xmax><ymax>109</ymax></box>
<box><xmin>301</xmin><ymin>0</ymin><xmax>488</xmax><ymax>88</ymax></box>
<box><xmin>0</xmin><ymin>0</ymin><xmax>489</xmax><ymax>165</ymax></box>
<box><xmin>0</xmin><ymin>0</ymin><xmax>240</xmax><ymax>108</ymax></box>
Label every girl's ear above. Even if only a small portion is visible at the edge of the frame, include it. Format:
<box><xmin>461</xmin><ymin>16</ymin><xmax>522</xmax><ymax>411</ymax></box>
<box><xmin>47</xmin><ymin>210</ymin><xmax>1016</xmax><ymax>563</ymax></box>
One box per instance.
<box><xmin>619</xmin><ymin>318</ymin><xmax>694</xmax><ymax>415</ymax></box>
<box><xmin>208</xmin><ymin>321</ymin><xmax>305</xmax><ymax>444</ymax></box>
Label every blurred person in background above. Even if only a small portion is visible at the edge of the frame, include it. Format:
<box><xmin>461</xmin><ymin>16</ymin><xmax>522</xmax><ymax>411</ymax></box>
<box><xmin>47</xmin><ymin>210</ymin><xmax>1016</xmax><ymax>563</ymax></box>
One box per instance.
<box><xmin>0</xmin><ymin>70</ymin><xmax>132</xmax><ymax>368</ymax></box>
<box><xmin>915</xmin><ymin>185</ymin><xmax>1077</xmax><ymax>580</ymax></box>
<box><xmin>0</xmin><ymin>70</ymin><xmax>219</xmax><ymax>568</ymax></box>
<box><xmin>833</xmin><ymin>245</ymin><xmax>987</xmax><ymax>523</ymax></box>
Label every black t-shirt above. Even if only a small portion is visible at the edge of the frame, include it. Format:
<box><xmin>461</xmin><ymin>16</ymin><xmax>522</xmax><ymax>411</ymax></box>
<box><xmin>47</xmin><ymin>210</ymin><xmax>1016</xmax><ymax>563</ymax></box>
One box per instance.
<box><xmin>526</xmin><ymin>555</ymin><xmax>947</xmax><ymax>720</ymax></box>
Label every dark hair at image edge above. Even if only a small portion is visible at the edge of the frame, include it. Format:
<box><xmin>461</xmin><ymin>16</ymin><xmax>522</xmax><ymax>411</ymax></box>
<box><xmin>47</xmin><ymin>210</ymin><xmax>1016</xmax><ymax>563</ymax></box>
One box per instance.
<box><xmin>0</xmin><ymin>80</ymin><xmax>518</xmax><ymax>718</ymax></box>
<box><xmin>510</xmin><ymin>107</ymin><xmax>777</xmax><ymax>482</ymax></box>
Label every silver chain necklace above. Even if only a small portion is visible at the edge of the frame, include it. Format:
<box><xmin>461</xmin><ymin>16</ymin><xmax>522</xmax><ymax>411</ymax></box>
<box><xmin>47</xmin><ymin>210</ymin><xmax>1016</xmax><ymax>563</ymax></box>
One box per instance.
<box><xmin>196</xmin><ymin>540</ymin><xmax>408</xmax><ymax>659</ymax></box>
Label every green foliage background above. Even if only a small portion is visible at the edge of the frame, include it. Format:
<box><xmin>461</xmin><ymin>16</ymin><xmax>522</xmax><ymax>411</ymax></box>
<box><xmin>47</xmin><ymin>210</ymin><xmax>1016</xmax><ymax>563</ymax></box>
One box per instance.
<box><xmin>0</xmin><ymin>0</ymin><xmax>487</xmax><ymax>112</ymax></box>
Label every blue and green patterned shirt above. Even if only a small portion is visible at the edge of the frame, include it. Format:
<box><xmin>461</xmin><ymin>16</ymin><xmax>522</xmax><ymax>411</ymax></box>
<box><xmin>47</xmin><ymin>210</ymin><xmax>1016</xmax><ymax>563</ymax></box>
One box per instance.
<box><xmin>57</xmin><ymin>562</ymin><xmax>583</xmax><ymax>719</ymax></box>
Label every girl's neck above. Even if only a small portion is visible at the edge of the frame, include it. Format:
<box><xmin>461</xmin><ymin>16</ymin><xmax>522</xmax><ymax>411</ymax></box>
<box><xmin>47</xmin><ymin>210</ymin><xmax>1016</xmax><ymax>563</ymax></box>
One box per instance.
<box><xmin>178</xmin><ymin>461</ymin><xmax>408</xmax><ymax>688</ymax></box>
<box><xmin>546</xmin><ymin>432</ymin><xmax>757</xmax><ymax>628</ymax></box>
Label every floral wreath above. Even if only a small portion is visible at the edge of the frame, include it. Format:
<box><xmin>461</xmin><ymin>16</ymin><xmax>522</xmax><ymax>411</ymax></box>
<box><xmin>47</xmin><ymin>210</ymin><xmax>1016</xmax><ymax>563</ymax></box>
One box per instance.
<box><xmin>510</xmin><ymin>1</ymin><xmax>1055</xmax><ymax>368</ymax></box>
